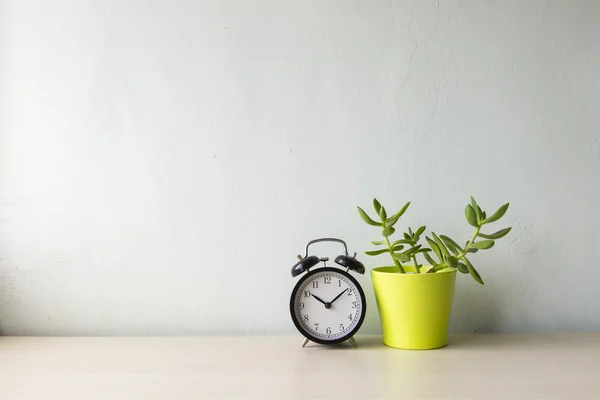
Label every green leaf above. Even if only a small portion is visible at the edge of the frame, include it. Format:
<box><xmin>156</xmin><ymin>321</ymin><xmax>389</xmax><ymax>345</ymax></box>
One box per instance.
<box><xmin>481</xmin><ymin>203</ymin><xmax>510</xmax><ymax>225</ymax></box>
<box><xmin>408</xmin><ymin>227</ymin><xmax>413</xmax><ymax>236</ymax></box>
<box><xmin>391</xmin><ymin>239</ymin><xmax>416</xmax><ymax>247</ymax></box>
<box><xmin>426</xmin><ymin>237</ymin><xmax>443</xmax><ymax>263</ymax></box>
<box><xmin>382</xmin><ymin>227</ymin><xmax>395</xmax><ymax>237</ymax></box>
<box><xmin>403</xmin><ymin>245</ymin><xmax>422</xmax><ymax>256</ymax></box>
<box><xmin>373</xmin><ymin>198</ymin><xmax>382</xmax><ymax>214</ymax></box>
<box><xmin>440</xmin><ymin>235</ymin><xmax>462</xmax><ymax>250</ymax></box>
<box><xmin>371</xmin><ymin>240</ymin><xmax>386</xmax><ymax>246</ymax></box>
<box><xmin>423</xmin><ymin>252</ymin><xmax>437</xmax><ymax>266</ymax></box>
<box><xmin>365</xmin><ymin>249</ymin><xmax>390</xmax><ymax>256</ymax></box>
<box><xmin>440</xmin><ymin>235</ymin><xmax>462</xmax><ymax>255</ymax></box>
<box><xmin>432</xmin><ymin>233</ymin><xmax>450</xmax><ymax>257</ymax></box>
<box><xmin>465</xmin><ymin>205</ymin><xmax>478</xmax><ymax>227</ymax></box>
<box><xmin>357</xmin><ymin>207</ymin><xmax>381</xmax><ymax>226</ymax></box>
<box><xmin>403</xmin><ymin>232</ymin><xmax>412</xmax><ymax>241</ymax></box>
<box><xmin>392</xmin><ymin>253</ymin><xmax>410</xmax><ymax>262</ymax></box>
<box><xmin>386</xmin><ymin>216</ymin><xmax>400</xmax><ymax>227</ymax></box>
<box><xmin>478</xmin><ymin>227</ymin><xmax>512</xmax><ymax>240</ymax></box>
<box><xmin>379</xmin><ymin>206</ymin><xmax>387</xmax><ymax>222</ymax></box>
<box><xmin>446</xmin><ymin>255</ymin><xmax>459</xmax><ymax>268</ymax></box>
<box><xmin>471</xmin><ymin>197</ymin><xmax>481</xmax><ymax>222</ymax></box>
<box><xmin>415</xmin><ymin>226</ymin><xmax>426</xmax><ymax>238</ymax></box>
<box><xmin>457</xmin><ymin>262</ymin><xmax>469</xmax><ymax>274</ymax></box>
<box><xmin>464</xmin><ymin>257</ymin><xmax>484</xmax><ymax>285</ymax></box>
<box><xmin>466</xmin><ymin>241</ymin><xmax>479</xmax><ymax>253</ymax></box>
<box><xmin>385</xmin><ymin>202</ymin><xmax>411</xmax><ymax>228</ymax></box>
<box><xmin>414</xmin><ymin>248</ymin><xmax>432</xmax><ymax>254</ymax></box>
<box><xmin>391</xmin><ymin>245</ymin><xmax>405</xmax><ymax>252</ymax></box>
<box><xmin>481</xmin><ymin>211</ymin><xmax>487</xmax><ymax>220</ymax></box>
<box><xmin>471</xmin><ymin>240</ymin><xmax>495</xmax><ymax>250</ymax></box>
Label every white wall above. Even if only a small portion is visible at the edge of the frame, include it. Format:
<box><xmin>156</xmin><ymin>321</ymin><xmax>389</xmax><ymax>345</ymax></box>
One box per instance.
<box><xmin>1</xmin><ymin>0</ymin><xmax>599</xmax><ymax>335</ymax></box>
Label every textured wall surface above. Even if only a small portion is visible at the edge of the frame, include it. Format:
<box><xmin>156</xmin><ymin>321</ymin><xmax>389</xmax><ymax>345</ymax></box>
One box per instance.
<box><xmin>1</xmin><ymin>0</ymin><xmax>599</xmax><ymax>335</ymax></box>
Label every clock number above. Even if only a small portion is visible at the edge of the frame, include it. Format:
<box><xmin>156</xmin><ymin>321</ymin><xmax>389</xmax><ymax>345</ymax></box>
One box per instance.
<box><xmin>303</xmin><ymin>315</ymin><xmax>309</xmax><ymax>322</ymax></box>
<box><xmin>326</xmin><ymin>327</ymin><xmax>331</xmax><ymax>334</ymax></box>
<box><xmin>338</xmin><ymin>280</ymin><xmax>342</xmax><ymax>287</ymax></box>
<box><xmin>347</xmin><ymin>289</ymin><xmax>352</xmax><ymax>296</ymax></box>
<box><xmin>339</xmin><ymin>324</ymin><xmax>344</xmax><ymax>331</ymax></box>
<box><xmin>312</xmin><ymin>281</ymin><xmax>319</xmax><ymax>289</ymax></box>
<box><xmin>303</xmin><ymin>290</ymin><xmax>311</xmax><ymax>298</ymax></box>
<box><xmin>323</xmin><ymin>276</ymin><xmax>331</xmax><ymax>284</ymax></box>
<box><xmin>314</xmin><ymin>323</ymin><xmax>319</xmax><ymax>331</ymax></box>
<box><xmin>348</xmin><ymin>314</ymin><xmax>353</xmax><ymax>321</ymax></box>
<box><xmin>352</xmin><ymin>301</ymin><xmax>357</xmax><ymax>309</ymax></box>
<box><xmin>299</xmin><ymin>302</ymin><xmax>305</xmax><ymax>310</ymax></box>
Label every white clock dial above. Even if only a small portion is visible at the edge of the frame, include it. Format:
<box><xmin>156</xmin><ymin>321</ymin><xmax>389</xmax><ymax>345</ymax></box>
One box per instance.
<box><xmin>291</xmin><ymin>268</ymin><xmax>365</xmax><ymax>343</ymax></box>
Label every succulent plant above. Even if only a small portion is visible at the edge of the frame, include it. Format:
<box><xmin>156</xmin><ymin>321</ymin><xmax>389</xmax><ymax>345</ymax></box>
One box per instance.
<box><xmin>356</xmin><ymin>197</ymin><xmax>511</xmax><ymax>284</ymax></box>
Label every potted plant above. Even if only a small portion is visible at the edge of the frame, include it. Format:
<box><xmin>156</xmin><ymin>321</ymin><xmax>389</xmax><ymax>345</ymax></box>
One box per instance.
<box><xmin>356</xmin><ymin>197</ymin><xmax>511</xmax><ymax>350</ymax></box>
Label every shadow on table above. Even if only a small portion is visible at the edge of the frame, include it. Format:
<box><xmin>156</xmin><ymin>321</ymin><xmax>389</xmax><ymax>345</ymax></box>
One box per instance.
<box><xmin>300</xmin><ymin>334</ymin><xmax>508</xmax><ymax>352</ymax></box>
<box><xmin>299</xmin><ymin>335</ymin><xmax>383</xmax><ymax>350</ymax></box>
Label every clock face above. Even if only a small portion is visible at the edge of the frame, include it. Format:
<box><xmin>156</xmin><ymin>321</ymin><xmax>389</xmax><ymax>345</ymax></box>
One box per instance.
<box><xmin>290</xmin><ymin>267</ymin><xmax>366</xmax><ymax>344</ymax></box>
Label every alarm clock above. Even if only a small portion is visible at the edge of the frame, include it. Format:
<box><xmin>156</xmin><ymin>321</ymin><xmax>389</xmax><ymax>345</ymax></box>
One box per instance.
<box><xmin>289</xmin><ymin>238</ymin><xmax>366</xmax><ymax>347</ymax></box>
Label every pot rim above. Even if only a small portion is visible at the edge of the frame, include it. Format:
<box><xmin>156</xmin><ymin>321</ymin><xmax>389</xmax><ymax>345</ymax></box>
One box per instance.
<box><xmin>371</xmin><ymin>265</ymin><xmax>457</xmax><ymax>277</ymax></box>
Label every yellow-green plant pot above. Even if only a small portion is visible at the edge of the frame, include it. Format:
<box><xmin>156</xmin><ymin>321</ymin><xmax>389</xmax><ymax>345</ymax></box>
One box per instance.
<box><xmin>371</xmin><ymin>265</ymin><xmax>457</xmax><ymax>350</ymax></box>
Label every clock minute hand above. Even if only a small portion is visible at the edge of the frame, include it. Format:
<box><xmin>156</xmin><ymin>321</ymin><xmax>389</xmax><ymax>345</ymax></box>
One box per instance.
<box><xmin>329</xmin><ymin>288</ymin><xmax>348</xmax><ymax>305</ymax></box>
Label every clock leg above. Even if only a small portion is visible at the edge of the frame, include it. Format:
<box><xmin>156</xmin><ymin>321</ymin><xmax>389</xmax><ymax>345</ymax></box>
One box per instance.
<box><xmin>301</xmin><ymin>337</ymin><xmax>310</xmax><ymax>348</ymax></box>
<box><xmin>348</xmin><ymin>337</ymin><xmax>357</xmax><ymax>348</ymax></box>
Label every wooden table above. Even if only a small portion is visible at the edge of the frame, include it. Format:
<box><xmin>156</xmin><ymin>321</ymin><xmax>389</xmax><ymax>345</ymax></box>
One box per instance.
<box><xmin>1</xmin><ymin>334</ymin><xmax>599</xmax><ymax>399</ymax></box>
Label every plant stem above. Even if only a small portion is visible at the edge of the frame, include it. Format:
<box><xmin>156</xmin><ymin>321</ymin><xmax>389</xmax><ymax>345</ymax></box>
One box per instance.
<box><xmin>457</xmin><ymin>226</ymin><xmax>481</xmax><ymax>260</ymax></box>
<box><xmin>412</xmin><ymin>255</ymin><xmax>420</xmax><ymax>273</ymax></box>
<box><xmin>385</xmin><ymin>236</ymin><xmax>406</xmax><ymax>273</ymax></box>
<box><xmin>429</xmin><ymin>226</ymin><xmax>481</xmax><ymax>273</ymax></box>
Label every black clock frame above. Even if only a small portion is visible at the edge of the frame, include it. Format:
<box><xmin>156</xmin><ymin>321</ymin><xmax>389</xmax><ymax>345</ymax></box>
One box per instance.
<box><xmin>289</xmin><ymin>267</ymin><xmax>367</xmax><ymax>345</ymax></box>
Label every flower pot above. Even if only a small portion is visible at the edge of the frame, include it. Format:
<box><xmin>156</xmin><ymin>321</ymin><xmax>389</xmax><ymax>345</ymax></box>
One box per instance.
<box><xmin>371</xmin><ymin>265</ymin><xmax>457</xmax><ymax>350</ymax></box>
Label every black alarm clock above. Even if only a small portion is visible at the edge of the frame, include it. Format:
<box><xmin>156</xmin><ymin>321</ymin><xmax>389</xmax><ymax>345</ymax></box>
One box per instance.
<box><xmin>289</xmin><ymin>238</ymin><xmax>366</xmax><ymax>347</ymax></box>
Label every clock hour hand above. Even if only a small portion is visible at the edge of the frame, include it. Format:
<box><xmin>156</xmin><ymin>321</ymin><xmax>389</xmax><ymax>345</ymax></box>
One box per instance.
<box><xmin>311</xmin><ymin>294</ymin><xmax>327</xmax><ymax>305</ymax></box>
<box><xmin>329</xmin><ymin>288</ymin><xmax>348</xmax><ymax>305</ymax></box>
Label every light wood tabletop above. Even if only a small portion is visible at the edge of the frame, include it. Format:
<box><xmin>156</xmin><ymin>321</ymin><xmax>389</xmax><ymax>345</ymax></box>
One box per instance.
<box><xmin>1</xmin><ymin>333</ymin><xmax>599</xmax><ymax>399</ymax></box>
